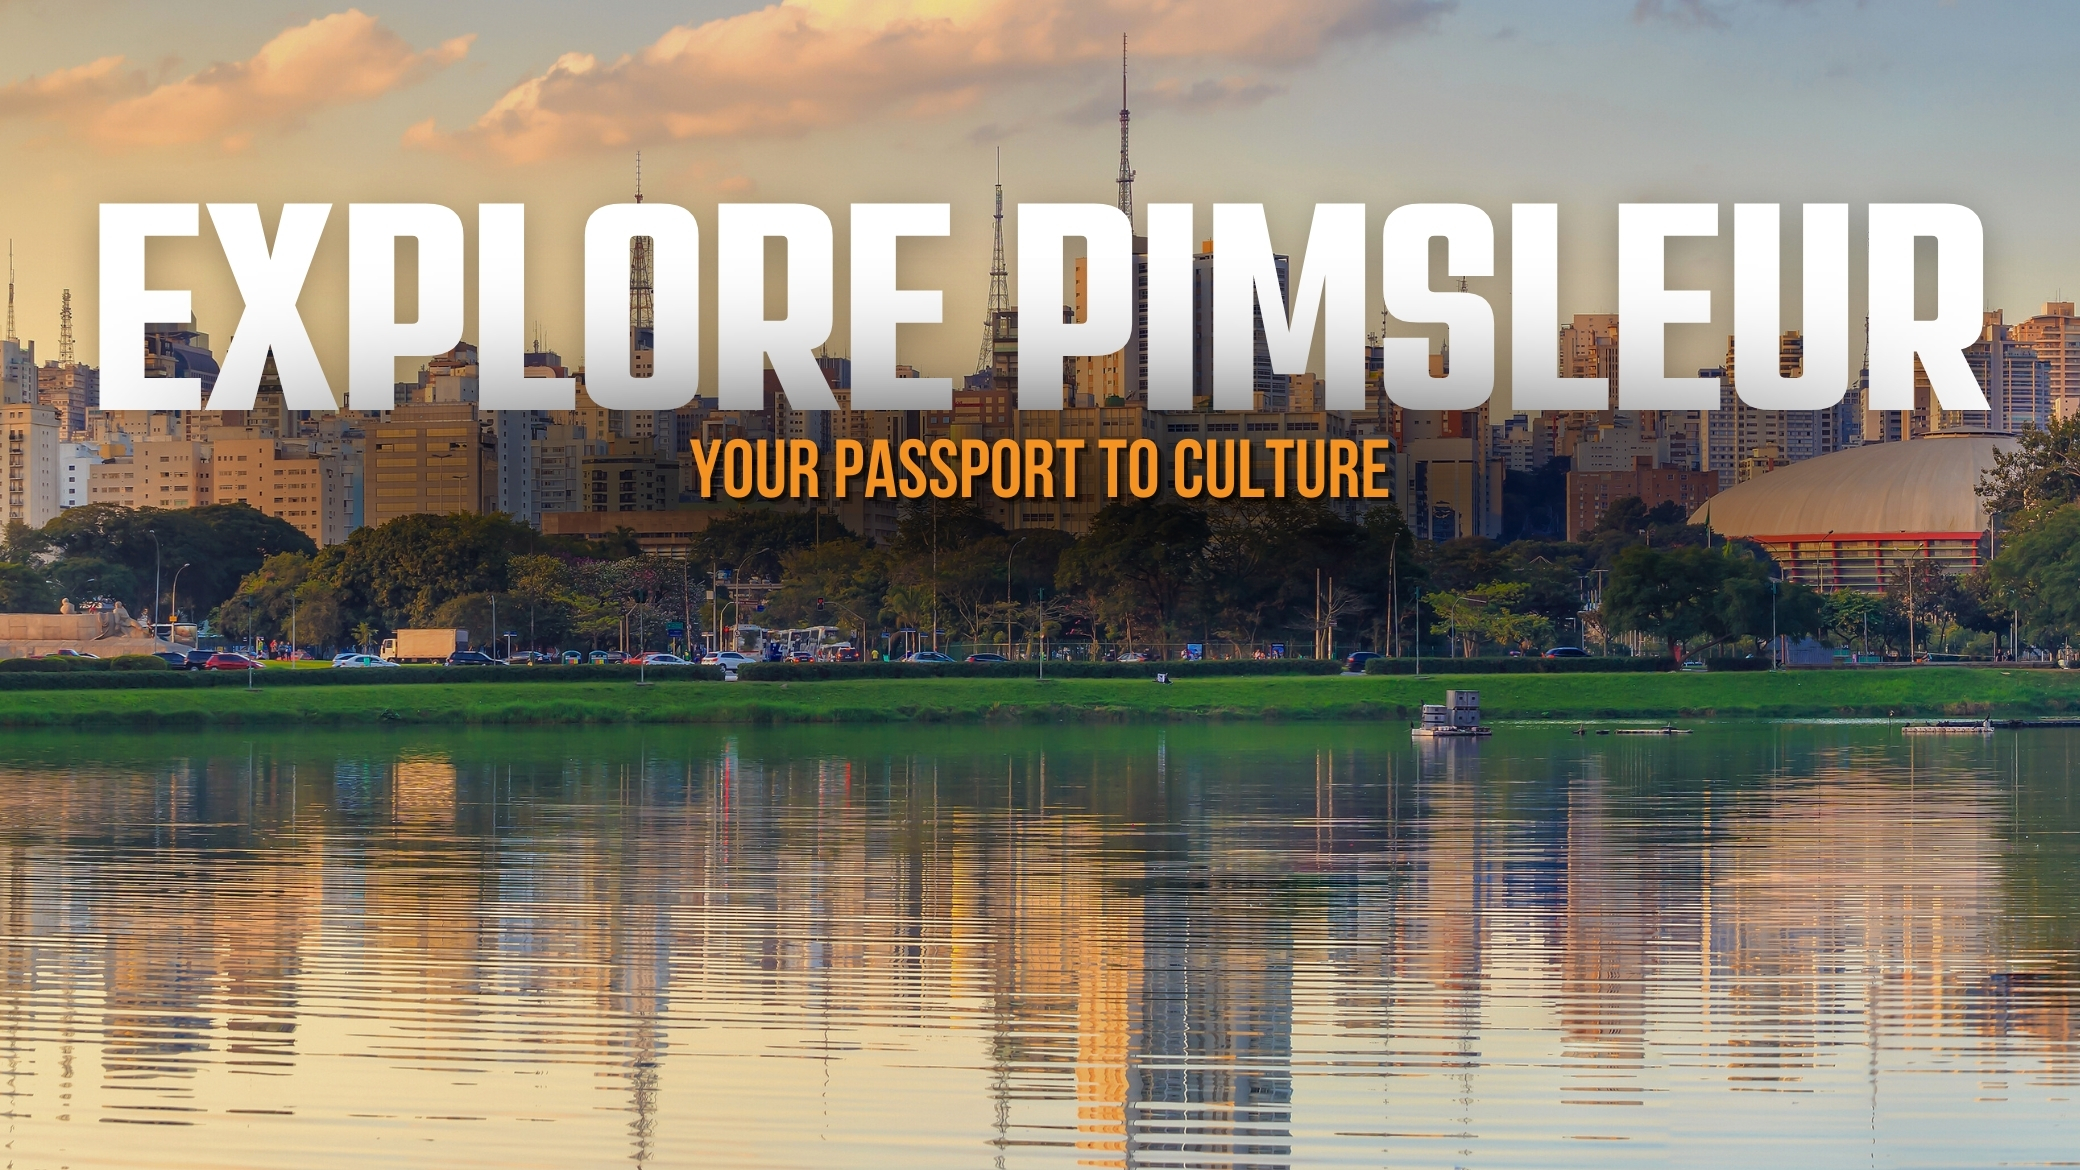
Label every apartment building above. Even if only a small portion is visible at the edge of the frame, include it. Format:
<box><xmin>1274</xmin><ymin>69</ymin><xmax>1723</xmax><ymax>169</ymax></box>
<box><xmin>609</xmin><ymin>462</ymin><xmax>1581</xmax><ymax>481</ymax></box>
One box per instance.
<box><xmin>366</xmin><ymin>403</ymin><xmax>483</xmax><ymax>524</ymax></box>
<box><xmin>2</xmin><ymin>403</ymin><xmax>59</xmax><ymax>530</ymax></box>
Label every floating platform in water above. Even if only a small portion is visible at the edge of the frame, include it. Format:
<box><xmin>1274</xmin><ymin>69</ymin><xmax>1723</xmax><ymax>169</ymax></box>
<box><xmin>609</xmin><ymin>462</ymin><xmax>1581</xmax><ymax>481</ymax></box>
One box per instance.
<box><xmin>1411</xmin><ymin>725</ymin><xmax>1492</xmax><ymax>739</ymax></box>
<box><xmin>1904</xmin><ymin>720</ymin><xmax>1998</xmax><ymax>734</ymax></box>
<box><xmin>1611</xmin><ymin>727</ymin><xmax>1692</xmax><ymax>736</ymax></box>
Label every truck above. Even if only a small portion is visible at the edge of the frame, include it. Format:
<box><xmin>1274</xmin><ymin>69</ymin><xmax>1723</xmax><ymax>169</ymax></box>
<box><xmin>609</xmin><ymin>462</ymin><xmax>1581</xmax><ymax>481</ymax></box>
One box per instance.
<box><xmin>380</xmin><ymin>629</ymin><xmax>469</xmax><ymax>664</ymax></box>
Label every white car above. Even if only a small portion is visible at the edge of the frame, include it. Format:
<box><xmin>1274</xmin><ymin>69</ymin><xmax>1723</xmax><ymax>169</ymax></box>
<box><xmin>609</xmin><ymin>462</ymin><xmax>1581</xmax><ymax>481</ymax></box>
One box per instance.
<box><xmin>333</xmin><ymin>653</ymin><xmax>400</xmax><ymax>668</ymax></box>
<box><xmin>701</xmin><ymin>651</ymin><xmax>752</xmax><ymax>669</ymax></box>
<box><xmin>636</xmin><ymin>653</ymin><xmax>694</xmax><ymax>666</ymax></box>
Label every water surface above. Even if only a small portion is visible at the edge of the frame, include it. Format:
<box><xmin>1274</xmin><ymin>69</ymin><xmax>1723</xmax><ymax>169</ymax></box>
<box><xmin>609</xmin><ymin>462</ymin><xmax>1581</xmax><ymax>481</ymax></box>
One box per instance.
<box><xmin>0</xmin><ymin>722</ymin><xmax>2073</xmax><ymax>1167</ymax></box>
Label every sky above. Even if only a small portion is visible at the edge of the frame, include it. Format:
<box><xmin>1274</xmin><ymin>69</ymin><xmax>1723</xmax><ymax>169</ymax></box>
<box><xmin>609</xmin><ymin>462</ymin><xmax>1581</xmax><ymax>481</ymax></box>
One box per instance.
<box><xmin>2</xmin><ymin>0</ymin><xmax>2076</xmax><ymax>406</ymax></box>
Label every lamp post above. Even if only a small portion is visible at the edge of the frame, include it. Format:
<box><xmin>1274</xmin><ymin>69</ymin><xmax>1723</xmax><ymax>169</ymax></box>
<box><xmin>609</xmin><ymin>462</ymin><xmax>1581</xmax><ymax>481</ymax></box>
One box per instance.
<box><xmin>168</xmin><ymin>563</ymin><xmax>190</xmax><ymax>640</ymax></box>
<box><xmin>1006</xmin><ymin>536</ymin><xmax>1026</xmax><ymax>655</ymax></box>
<box><xmin>147</xmin><ymin>529</ymin><xmax>160</xmax><ymax>629</ymax></box>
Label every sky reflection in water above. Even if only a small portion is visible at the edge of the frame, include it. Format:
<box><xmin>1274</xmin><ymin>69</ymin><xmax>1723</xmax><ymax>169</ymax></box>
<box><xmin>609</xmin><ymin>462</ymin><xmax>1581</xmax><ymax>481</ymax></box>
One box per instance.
<box><xmin>0</xmin><ymin>722</ymin><xmax>2073</xmax><ymax>1168</ymax></box>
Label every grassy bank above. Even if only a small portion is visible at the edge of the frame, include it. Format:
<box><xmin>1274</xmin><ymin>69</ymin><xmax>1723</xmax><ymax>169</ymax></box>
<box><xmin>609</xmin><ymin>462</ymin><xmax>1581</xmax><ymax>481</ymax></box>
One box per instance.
<box><xmin>0</xmin><ymin>666</ymin><xmax>2067</xmax><ymax>728</ymax></box>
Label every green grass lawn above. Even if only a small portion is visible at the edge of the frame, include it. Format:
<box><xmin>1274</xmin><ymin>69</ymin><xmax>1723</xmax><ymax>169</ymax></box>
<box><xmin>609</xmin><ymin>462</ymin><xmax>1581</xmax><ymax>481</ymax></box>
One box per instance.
<box><xmin>0</xmin><ymin>666</ymin><xmax>2067</xmax><ymax>728</ymax></box>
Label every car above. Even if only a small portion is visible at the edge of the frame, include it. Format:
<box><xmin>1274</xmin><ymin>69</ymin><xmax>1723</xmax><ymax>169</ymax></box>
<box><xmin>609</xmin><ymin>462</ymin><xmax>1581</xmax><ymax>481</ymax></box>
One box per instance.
<box><xmin>903</xmin><ymin>651</ymin><xmax>955</xmax><ymax>664</ymax></box>
<box><xmin>333</xmin><ymin>653</ymin><xmax>400</xmax><ymax>669</ymax></box>
<box><xmin>562</xmin><ymin>650</ymin><xmax>585</xmax><ymax>665</ymax></box>
<box><xmin>445</xmin><ymin>650</ymin><xmax>503</xmax><ymax>666</ymax></box>
<box><xmin>203</xmin><ymin>652</ymin><xmax>260</xmax><ymax>671</ymax></box>
<box><xmin>829</xmin><ymin>646</ymin><xmax>861</xmax><ymax>663</ymax></box>
<box><xmin>789</xmin><ymin>651</ymin><xmax>817</xmax><ymax>663</ymax></box>
<box><xmin>965</xmin><ymin>653</ymin><xmax>1010</xmax><ymax>664</ymax></box>
<box><xmin>1680</xmin><ymin>660</ymin><xmax>1710</xmax><ymax>672</ymax></box>
<box><xmin>1344</xmin><ymin>651</ymin><xmax>1384</xmax><ymax>672</ymax></box>
<box><xmin>1542</xmin><ymin>646</ymin><xmax>1592</xmax><ymax>659</ymax></box>
<box><xmin>635</xmin><ymin>653</ymin><xmax>694</xmax><ymax>666</ymax></box>
<box><xmin>154</xmin><ymin>650</ymin><xmax>213</xmax><ymax>670</ymax></box>
<box><xmin>701</xmin><ymin>651</ymin><xmax>752</xmax><ymax>669</ymax></box>
<box><xmin>1115</xmin><ymin>652</ymin><xmax>1148</xmax><ymax>663</ymax></box>
<box><xmin>43</xmin><ymin>648</ymin><xmax>98</xmax><ymax>659</ymax></box>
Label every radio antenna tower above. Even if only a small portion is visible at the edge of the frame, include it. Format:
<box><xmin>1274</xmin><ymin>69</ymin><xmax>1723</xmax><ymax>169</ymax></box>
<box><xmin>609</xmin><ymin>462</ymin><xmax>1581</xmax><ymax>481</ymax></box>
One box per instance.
<box><xmin>58</xmin><ymin>289</ymin><xmax>73</xmax><ymax>364</ymax></box>
<box><xmin>975</xmin><ymin>149</ymin><xmax>1010</xmax><ymax>374</ymax></box>
<box><xmin>5</xmin><ymin>242</ymin><xmax>14</xmax><ymax>343</ymax></box>
<box><xmin>1116</xmin><ymin>36</ymin><xmax>1134</xmax><ymax>223</ymax></box>
<box><xmin>630</xmin><ymin>152</ymin><xmax>654</xmax><ymax>337</ymax></box>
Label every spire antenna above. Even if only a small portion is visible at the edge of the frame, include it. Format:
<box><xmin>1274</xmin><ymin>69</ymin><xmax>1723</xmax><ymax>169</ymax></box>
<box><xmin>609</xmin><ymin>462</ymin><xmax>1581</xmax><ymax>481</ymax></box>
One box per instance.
<box><xmin>1115</xmin><ymin>35</ymin><xmax>1134</xmax><ymax>223</ymax></box>
<box><xmin>630</xmin><ymin>153</ymin><xmax>654</xmax><ymax>340</ymax></box>
<box><xmin>5</xmin><ymin>242</ymin><xmax>14</xmax><ymax>343</ymax></box>
<box><xmin>976</xmin><ymin>148</ymin><xmax>1011</xmax><ymax>375</ymax></box>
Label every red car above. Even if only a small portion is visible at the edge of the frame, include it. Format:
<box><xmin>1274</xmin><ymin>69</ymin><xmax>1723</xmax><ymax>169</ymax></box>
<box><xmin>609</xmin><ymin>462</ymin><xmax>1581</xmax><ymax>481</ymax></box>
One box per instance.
<box><xmin>204</xmin><ymin>652</ymin><xmax>261</xmax><ymax>670</ymax></box>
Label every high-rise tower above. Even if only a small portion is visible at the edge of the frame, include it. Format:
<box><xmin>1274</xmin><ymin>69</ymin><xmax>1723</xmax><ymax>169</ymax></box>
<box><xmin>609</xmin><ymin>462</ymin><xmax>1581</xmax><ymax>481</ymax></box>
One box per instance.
<box><xmin>57</xmin><ymin>289</ymin><xmax>72</xmax><ymax>364</ymax></box>
<box><xmin>975</xmin><ymin>149</ymin><xmax>1010</xmax><ymax>374</ymax></box>
<box><xmin>1116</xmin><ymin>37</ymin><xmax>1134</xmax><ymax>223</ymax></box>
<box><xmin>5</xmin><ymin>242</ymin><xmax>14</xmax><ymax>343</ymax></box>
<box><xmin>630</xmin><ymin>152</ymin><xmax>654</xmax><ymax>344</ymax></box>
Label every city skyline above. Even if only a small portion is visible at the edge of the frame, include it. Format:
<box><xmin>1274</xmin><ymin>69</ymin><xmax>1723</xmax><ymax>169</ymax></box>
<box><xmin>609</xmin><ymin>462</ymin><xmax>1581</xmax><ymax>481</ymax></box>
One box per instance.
<box><xmin>3</xmin><ymin>1</ymin><xmax>2078</xmax><ymax>402</ymax></box>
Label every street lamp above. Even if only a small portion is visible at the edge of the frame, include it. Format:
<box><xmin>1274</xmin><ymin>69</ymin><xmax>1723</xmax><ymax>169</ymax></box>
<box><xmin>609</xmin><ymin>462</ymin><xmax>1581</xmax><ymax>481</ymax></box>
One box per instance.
<box><xmin>1006</xmin><ymin>536</ymin><xmax>1026</xmax><ymax>655</ymax></box>
<box><xmin>168</xmin><ymin>563</ymin><xmax>190</xmax><ymax>639</ymax></box>
<box><xmin>147</xmin><ymin>529</ymin><xmax>160</xmax><ymax>627</ymax></box>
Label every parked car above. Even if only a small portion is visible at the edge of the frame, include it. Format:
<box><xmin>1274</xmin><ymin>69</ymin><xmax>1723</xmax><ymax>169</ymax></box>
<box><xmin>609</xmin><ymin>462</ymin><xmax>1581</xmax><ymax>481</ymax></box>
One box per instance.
<box><xmin>154</xmin><ymin>650</ymin><xmax>212</xmax><ymax>670</ymax></box>
<box><xmin>903</xmin><ymin>651</ymin><xmax>955</xmax><ymax>664</ymax></box>
<box><xmin>445</xmin><ymin>650</ymin><xmax>502</xmax><ymax>666</ymax></box>
<box><xmin>333</xmin><ymin>654</ymin><xmax>399</xmax><ymax>669</ymax></box>
<box><xmin>965</xmin><ymin>653</ymin><xmax>1009</xmax><ymax>664</ymax></box>
<box><xmin>203</xmin><ymin>652</ymin><xmax>260</xmax><ymax>671</ymax></box>
<box><xmin>43</xmin><ymin>648</ymin><xmax>98</xmax><ymax>659</ymax></box>
<box><xmin>1679</xmin><ymin>660</ymin><xmax>1710</xmax><ymax>672</ymax></box>
<box><xmin>1115</xmin><ymin>652</ymin><xmax>1148</xmax><ymax>663</ymax></box>
<box><xmin>1344</xmin><ymin>651</ymin><xmax>1384</xmax><ymax>672</ymax></box>
<box><xmin>1542</xmin><ymin>646</ymin><xmax>1591</xmax><ymax>659</ymax></box>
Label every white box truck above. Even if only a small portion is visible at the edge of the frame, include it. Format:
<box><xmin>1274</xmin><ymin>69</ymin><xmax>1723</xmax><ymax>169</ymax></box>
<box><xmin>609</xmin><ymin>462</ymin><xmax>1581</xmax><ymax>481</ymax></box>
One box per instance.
<box><xmin>380</xmin><ymin>629</ymin><xmax>468</xmax><ymax>664</ymax></box>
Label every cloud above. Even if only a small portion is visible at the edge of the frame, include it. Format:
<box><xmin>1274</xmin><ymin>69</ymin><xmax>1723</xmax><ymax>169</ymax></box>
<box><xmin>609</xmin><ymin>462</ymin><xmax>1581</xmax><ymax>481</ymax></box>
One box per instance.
<box><xmin>431</xmin><ymin>0</ymin><xmax>1450</xmax><ymax>163</ymax></box>
<box><xmin>1631</xmin><ymin>0</ymin><xmax>1831</xmax><ymax>29</ymax></box>
<box><xmin>0</xmin><ymin>10</ymin><xmax>471</xmax><ymax>152</ymax></box>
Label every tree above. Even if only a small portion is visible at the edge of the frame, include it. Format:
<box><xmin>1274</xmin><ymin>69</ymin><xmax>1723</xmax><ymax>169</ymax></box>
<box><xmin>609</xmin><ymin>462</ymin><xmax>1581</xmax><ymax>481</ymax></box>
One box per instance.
<box><xmin>687</xmin><ymin>510</ymin><xmax>842</xmax><ymax>579</ymax></box>
<box><xmin>1056</xmin><ymin>500</ymin><xmax>1209</xmax><ymax>641</ymax></box>
<box><xmin>310</xmin><ymin>512</ymin><xmax>537</xmax><ymax>629</ymax></box>
<box><xmin>39</xmin><ymin>503</ymin><xmax>313</xmax><ymax>620</ymax></box>
<box><xmin>1979</xmin><ymin>415</ymin><xmax>2080</xmax><ymax>533</ymax></box>
<box><xmin>212</xmin><ymin>553</ymin><xmax>341</xmax><ymax>647</ymax></box>
<box><xmin>0</xmin><ymin>561</ymin><xmax>55</xmax><ymax>613</ymax></box>
<box><xmin>1428</xmin><ymin>582</ymin><xmax>1554</xmax><ymax>655</ymax></box>
<box><xmin>1988</xmin><ymin>504</ymin><xmax>2080</xmax><ymax>641</ymax></box>
<box><xmin>1604</xmin><ymin>544</ymin><xmax>1817</xmax><ymax>656</ymax></box>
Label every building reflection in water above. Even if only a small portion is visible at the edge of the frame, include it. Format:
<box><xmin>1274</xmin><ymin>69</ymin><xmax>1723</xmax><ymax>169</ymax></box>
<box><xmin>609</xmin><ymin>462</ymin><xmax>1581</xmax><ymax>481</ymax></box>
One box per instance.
<box><xmin>0</xmin><ymin>724</ymin><xmax>2070</xmax><ymax>1167</ymax></box>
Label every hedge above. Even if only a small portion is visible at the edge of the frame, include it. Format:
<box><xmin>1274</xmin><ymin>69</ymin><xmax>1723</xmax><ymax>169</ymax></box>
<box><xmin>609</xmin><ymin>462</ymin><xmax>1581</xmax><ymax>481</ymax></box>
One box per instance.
<box><xmin>0</xmin><ymin>662</ymin><xmax>722</xmax><ymax>691</ymax></box>
<box><xmin>1361</xmin><ymin>655</ymin><xmax>1771</xmax><ymax>674</ymax></box>
<box><xmin>0</xmin><ymin>654</ymin><xmax>170</xmax><ymax>673</ymax></box>
<box><xmin>735</xmin><ymin>658</ymin><xmax>1347</xmax><ymax>681</ymax></box>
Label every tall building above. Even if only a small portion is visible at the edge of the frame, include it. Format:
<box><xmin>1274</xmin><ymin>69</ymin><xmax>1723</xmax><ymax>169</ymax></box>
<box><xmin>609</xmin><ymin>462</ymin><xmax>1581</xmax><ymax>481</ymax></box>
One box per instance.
<box><xmin>1190</xmin><ymin>243</ymin><xmax>1287</xmax><ymax>410</ymax></box>
<box><xmin>1963</xmin><ymin>310</ymin><xmax>2051</xmax><ymax>432</ymax></box>
<box><xmin>1395</xmin><ymin>401</ymin><xmax>1502</xmax><ymax>539</ymax></box>
<box><xmin>2</xmin><ymin>403</ymin><xmax>58</xmax><ymax>529</ymax></box>
<box><xmin>1701</xmin><ymin>332</ymin><xmax>1853</xmax><ymax>489</ymax></box>
<box><xmin>37</xmin><ymin>360</ymin><xmax>97</xmax><ymax>439</ymax></box>
<box><xmin>2010</xmin><ymin>301</ymin><xmax>2080</xmax><ymax>419</ymax></box>
<box><xmin>1547</xmin><ymin>314</ymin><xmax>1620</xmax><ymax>460</ymax></box>
<box><xmin>578</xmin><ymin>439</ymin><xmax>677</xmax><ymax>513</ymax></box>
<box><xmin>209</xmin><ymin>436</ymin><xmax>350</xmax><ymax>546</ymax></box>
<box><xmin>366</xmin><ymin>403</ymin><xmax>482</xmax><ymax>525</ymax></box>
<box><xmin>1</xmin><ymin>339</ymin><xmax>35</xmax><ymax>406</ymax></box>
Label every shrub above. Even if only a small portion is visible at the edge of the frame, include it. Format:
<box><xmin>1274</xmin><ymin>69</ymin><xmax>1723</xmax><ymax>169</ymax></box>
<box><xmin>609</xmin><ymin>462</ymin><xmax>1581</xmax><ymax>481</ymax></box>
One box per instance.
<box><xmin>109</xmin><ymin>655</ymin><xmax>172</xmax><ymax>671</ymax></box>
<box><xmin>1365</xmin><ymin>656</ymin><xmax>1678</xmax><ymax>675</ymax></box>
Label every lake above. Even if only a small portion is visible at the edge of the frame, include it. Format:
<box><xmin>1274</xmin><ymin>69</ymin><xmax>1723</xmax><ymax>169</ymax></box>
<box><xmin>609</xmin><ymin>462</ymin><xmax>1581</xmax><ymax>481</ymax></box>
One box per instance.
<box><xmin>0</xmin><ymin>721</ymin><xmax>2072</xmax><ymax>1167</ymax></box>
